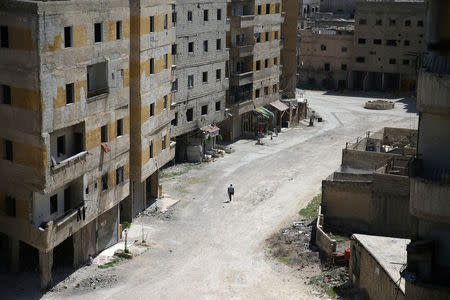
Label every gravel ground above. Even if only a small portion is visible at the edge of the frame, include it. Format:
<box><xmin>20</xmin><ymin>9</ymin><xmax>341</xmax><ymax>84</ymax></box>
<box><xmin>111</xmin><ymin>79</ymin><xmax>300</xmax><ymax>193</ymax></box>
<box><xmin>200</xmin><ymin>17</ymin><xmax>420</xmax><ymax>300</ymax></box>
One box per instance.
<box><xmin>4</xmin><ymin>91</ymin><xmax>418</xmax><ymax>300</ymax></box>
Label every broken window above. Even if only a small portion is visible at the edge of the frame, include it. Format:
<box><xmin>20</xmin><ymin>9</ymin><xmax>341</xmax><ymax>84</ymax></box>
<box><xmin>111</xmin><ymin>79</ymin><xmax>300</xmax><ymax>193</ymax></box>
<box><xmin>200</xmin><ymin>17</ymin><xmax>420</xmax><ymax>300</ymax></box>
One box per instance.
<box><xmin>5</xmin><ymin>196</ymin><xmax>15</xmax><ymax>217</ymax></box>
<box><xmin>150</xmin><ymin>102</ymin><xmax>155</xmax><ymax>117</ymax></box>
<box><xmin>203</xmin><ymin>40</ymin><xmax>208</xmax><ymax>52</ymax></box>
<box><xmin>265</xmin><ymin>59</ymin><xmax>269</xmax><ymax>68</ymax></box>
<box><xmin>117</xmin><ymin>118</ymin><xmax>123</xmax><ymax>136</ymax></box>
<box><xmin>116</xmin><ymin>166</ymin><xmax>124</xmax><ymax>185</ymax></box>
<box><xmin>1</xmin><ymin>85</ymin><xmax>11</xmax><ymax>105</ymax></box>
<box><xmin>66</xmin><ymin>83</ymin><xmax>74</xmax><ymax>104</ymax></box>
<box><xmin>94</xmin><ymin>23</ymin><xmax>103</xmax><ymax>43</ymax></box>
<box><xmin>150</xmin><ymin>16</ymin><xmax>155</xmax><ymax>32</ymax></box>
<box><xmin>164</xmin><ymin>95</ymin><xmax>168</xmax><ymax>109</ymax></box>
<box><xmin>0</xmin><ymin>26</ymin><xmax>9</xmax><ymax>48</ymax></box>
<box><xmin>202</xmin><ymin>72</ymin><xmax>208</xmax><ymax>83</ymax></box>
<box><xmin>64</xmin><ymin>26</ymin><xmax>73</xmax><ymax>48</ymax></box>
<box><xmin>204</xmin><ymin>9</ymin><xmax>209</xmax><ymax>21</ymax></box>
<box><xmin>116</xmin><ymin>21</ymin><xmax>122</xmax><ymax>40</ymax></box>
<box><xmin>50</xmin><ymin>194</ymin><xmax>58</xmax><ymax>214</ymax></box>
<box><xmin>87</xmin><ymin>62</ymin><xmax>108</xmax><ymax>98</ymax></box>
<box><xmin>186</xmin><ymin>108</ymin><xmax>193</xmax><ymax>122</ymax></box>
<box><xmin>201</xmin><ymin>105</ymin><xmax>208</xmax><ymax>115</ymax></box>
<box><xmin>187</xmin><ymin>11</ymin><xmax>193</xmax><ymax>22</ymax></box>
<box><xmin>57</xmin><ymin>136</ymin><xmax>66</xmax><ymax>157</ymax></box>
<box><xmin>188</xmin><ymin>42</ymin><xmax>194</xmax><ymax>53</ymax></box>
<box><xmin>188</xmin><ymin>75</ymin><xmax>194</xmax><ymax>88</ymax></box>
<box><xmin>101</xmin><ymin>125</ymin><xmax>108</xmax><ymax>142</ymax></box>
<box><xmin>101</xmin><ymin>174</ymin><xmax>108</xmax><ymax>191</ymax></box>
<box><xmin>215</xmin><ymin>101</ymin><xmax>221</xmax><ymax>111</ymax></box>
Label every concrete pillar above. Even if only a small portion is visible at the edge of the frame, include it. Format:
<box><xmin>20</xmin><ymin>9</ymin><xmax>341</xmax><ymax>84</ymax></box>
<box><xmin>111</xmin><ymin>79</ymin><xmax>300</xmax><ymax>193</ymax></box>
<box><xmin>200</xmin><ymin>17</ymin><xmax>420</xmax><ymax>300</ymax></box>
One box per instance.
<box><xmin>10</xmin><ymin>237</ymin><xmax>19</xmax><ymax>272</ymax></box>
<box><xmin>382</xmin><ymin>72</ymin><xmax>385</xmax><ymax>91</ymax></box>
<box><xmin>150</xmin><ymin>170</ymin><xmax>159</xmax><ymax>199</ymax></box>
<box><xmin>73</xmin><ymin>230</ymin><xmax>83</xmax><ymax>267</ymax></box>
<box><xmin>39</xmin><ymin>249</ymin><xmax>53</xmax><ymax>290</ymax></box>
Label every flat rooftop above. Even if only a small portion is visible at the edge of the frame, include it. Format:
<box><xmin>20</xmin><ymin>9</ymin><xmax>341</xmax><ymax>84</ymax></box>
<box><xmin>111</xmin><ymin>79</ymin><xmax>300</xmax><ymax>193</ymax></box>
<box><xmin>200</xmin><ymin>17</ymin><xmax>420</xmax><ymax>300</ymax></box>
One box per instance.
<box><xmin>353</xmin><ymin>234</ymin><xmax>410</xmax><ymax>293</ymax></box>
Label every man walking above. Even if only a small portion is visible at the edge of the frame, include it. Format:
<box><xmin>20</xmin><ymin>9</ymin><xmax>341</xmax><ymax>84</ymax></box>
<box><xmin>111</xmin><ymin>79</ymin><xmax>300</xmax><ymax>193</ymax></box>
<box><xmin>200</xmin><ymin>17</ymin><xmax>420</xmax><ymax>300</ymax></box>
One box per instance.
<box><xmin>227</xmin><ymin>184</ymin><xmax>235</xmax><ymax>202</ymax></box>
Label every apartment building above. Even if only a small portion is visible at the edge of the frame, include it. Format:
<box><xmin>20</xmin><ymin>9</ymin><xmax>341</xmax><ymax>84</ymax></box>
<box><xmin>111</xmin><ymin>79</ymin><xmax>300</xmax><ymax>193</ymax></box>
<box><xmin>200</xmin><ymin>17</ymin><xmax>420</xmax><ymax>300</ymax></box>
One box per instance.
<box><xmin>224</xmin><ymin>0</ymin><xmax>284</xmax><ymax>140</ymax></box>
<box><xmin>170</xmin><ymin>0</ymin><xmax>229</xmax><ymax>162</ymax></box>
<box><xmin>404</xmin><ymin>0</ymin><xmax>450</xmax><ymax>298</ymax></box>
<box><xmin>0</xmin><ymin>0</ymin><xmax>130</xmax><ymax>288</ymax></box>
<box><xmin>280</xmin><ymin>0</ymin><xmax>298</xmax><ymax>95</ymax></box>
<box><xmin>352</xmin><ymin>1</ymin><xmax>425</xmax><ymax>92</ymax></box>
<box><xmin>298</xmin><ymin>25</ymin><xmax>354</xmax><ymax>90</ymax></box>
<box><xmin>126</xmin><ymin>0</ymin><xmax>176</xmax><ymax>219</ymax></box>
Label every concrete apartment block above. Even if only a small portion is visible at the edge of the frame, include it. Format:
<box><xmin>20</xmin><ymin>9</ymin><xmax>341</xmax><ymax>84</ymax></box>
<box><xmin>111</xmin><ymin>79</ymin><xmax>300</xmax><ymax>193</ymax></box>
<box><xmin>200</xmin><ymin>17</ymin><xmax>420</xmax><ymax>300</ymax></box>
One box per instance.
<box><xmin>298</xmin><ymin>26</ymin><xmax>354</xmax><ymax>90</ymax></box>
<box><xmin>0</xmin><ymin>0</ymin><xmax>130</xmax><ymax>288</ymax></box>
<box><xmin>170</xmin><ymin>0</ymin><xmax>229</xmax><ymax>161</ymax></box>
<box><xmin>223</xmin><ymin>0</ymin><xmax>284</xmax><ymax>140</ymax></box>
<box><xmin>126</xmin><ymin>0</ymin><xmax>176</xmax><ymax>219</ymax></box>
<box><xmin>404</xmin><ymin>0</ymin><xmax>450</xmax><ymax>298</ymax></box>
<box><xmin>352</xmin><ymin>1</ymin><xmax>426</xmax><ymax>92</ymax></box>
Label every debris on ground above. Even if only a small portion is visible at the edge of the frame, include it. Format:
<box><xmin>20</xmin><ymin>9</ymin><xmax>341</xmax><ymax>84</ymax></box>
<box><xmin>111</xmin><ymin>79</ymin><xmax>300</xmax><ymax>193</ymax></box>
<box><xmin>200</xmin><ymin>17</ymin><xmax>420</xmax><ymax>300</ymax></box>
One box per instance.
<box><xmin>76</xmin><ymin>273</ymin><xmax>119</xmax><ymax>291</ymax></box>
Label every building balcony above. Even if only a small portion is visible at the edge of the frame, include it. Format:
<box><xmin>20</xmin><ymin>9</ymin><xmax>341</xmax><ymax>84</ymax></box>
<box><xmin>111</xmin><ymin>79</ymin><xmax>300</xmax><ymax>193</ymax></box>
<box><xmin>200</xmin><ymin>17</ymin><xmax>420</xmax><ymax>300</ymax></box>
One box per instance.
<box><xmin>417</xmin><ymin>70</ymin><xmax>450</xmax><ymax>114</ymax></box>
<box><xmin>253</xmin><ymin>66</ymin><xmax>281</xmax><ymax>81</ymax></box>
<box><xmin>410</xmin><ymin>159</ymin><xmax>450</xmax><ymax>223</ymax></box>
<box><xmin>230</xmin><ymin>71</ymin><xmax>254</xmax><ymax>86</ymax></box>
<box><xmin>230</xmin><ymin>43</ymin><xmax>254</xmax><ymax>58</ymax></box>
<box><xmin>230</xmin><ymin>15</ymin><xmax>255</xmax><ymax>28</ymax></box>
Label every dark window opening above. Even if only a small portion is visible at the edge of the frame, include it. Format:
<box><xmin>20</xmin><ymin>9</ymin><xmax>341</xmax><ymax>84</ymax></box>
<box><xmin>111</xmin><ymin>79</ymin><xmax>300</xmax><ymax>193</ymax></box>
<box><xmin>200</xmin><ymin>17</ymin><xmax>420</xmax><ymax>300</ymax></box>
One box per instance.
<box><xmin>172</xmin><ymin>112</ymin><xmax>178</xmax><ymax>126</ymax></box>
<box><xmin>188</xmin><ymin>75</ymin><xmax>194</xmax><ymax>88</ymax></box>
<box><xmin>116</xmin><ymin>21</ymin><xmax>122</xmax><ymax>40</ymax></box>
<box><xmin>101</xmin><ymin>125</ymin><xmax>108</xmax><ymax>142</ymax></box>
<box><xmin>356</xmin><ymin>57</ymin><xmax>365</xmax><ymax>63</ymax></box>
<box><xmin>87</xmin><ymin>62</ymin><xmax>108</xmax><ymax>98</ymax></box>
<box><xmin>50</xmin><ymin>195</ymin><xmax>58</xmax><ymax>214</ymax></box>
<box><xmin>405</xmin><ymin>20</ymin><xmax>411</xmax><ymax>27</ymax></box>
<box><xmin>324</xmin><ymin>63</ymin><xmax>330</xmax><ymax>71</ymax></box>
<box><xmin>389</xmin><ymin>19</ymin><xmax>396</xmax><ymax>26</ymax></box>
<box><xmin>64</xmin><ymin>187</ymin><xmax>71</xmax><ymax>213</ymax></box>
<box><xmin>404</xmin><ymin>40</ymin><xmax>410</xmax><ymax>46</ymax></box>
<box><xmin>149</xmin><ymin>142</ymin><xmax>153</xmax><ymax>158</ymax></box>
<box><xmin>57</xmin><ymin>136</ymin><xmax>66</xmax><ymax>157</ymax></box>
<box><xmin>341</xmin><ymin>64</ymin><xmax>347</xmax><ymax>71</ymax></box>
<box><xmin>164</xmin><ymin>54</ymin><xmax>168</xmax><ymax>69</ymax></box>
<box><xmin>264</xmin><ymin>86</ymin><xmax>269</xmax><ymax>95</ymax></box>
<box><xmin>320</xmin><ymin>45</ymin><xmax>326</xmax><ymax>51</ymax></box>
<box><xmin>162</xmin><ymin>135</ymin><xmax>167</xmax><ymax>150</ymax></box>
<box><xmin>273</xmin><ymin>84</ymin><xmax>278</xmax><ymax>93</ymax></box>
<box><xmin>94</xmin><ymin>23</ymin><xmax>103</xmax><ymax>43</ymax></box>
<box><xmin>150</xmin><ymin>103</ymin><xmax>155</xmax><ymax>117</ymax></box>
<box><xmin>341</xmin><ymin>47</ymin><xmax>347</xmax><ymax>52</ymax></box>
<box><xmin>203</xmin><ymin>40</ymin><xmax>208</xmax><ymax>52</ymax></box>
<box><xmin>255</xmin><ymin>89</ymin><xmax>260</xmax><ymax>98</ymax></box>
<box><xmin>1</xmin><ymin>85</ymin><xmax>11</xmax><ymax>105</ymax></box>
<box><xmin>265</xmin><ymin>59</ymin><xmax>269</xmax><ymax>68</ymax></box>
<box><xmin>164</xmin><ymin>95</ymin><xmax>168</xmax><ymax>109</ymax></box>
<box><xmin>274</xmin><ymin>57</ymin><xmax>278</xmax><ymax>65</ymax></box>
<box><xmin>150</xmin><ymin>16</ymin><xmax>155</xmax><ymax>32</ymax></box>
<box><xmin>172</xmin><ymin>44</ymin><xmax>177</xmax><ymax>55</ymax></box>
<box><xmin>389</xmin><ymin>58</ymin><xmax>396</xmax><ymax>64</ymax></box>
<box><xmin>374</xmin><ymin>39</ymin><xmax>382</xmax><ymax>45</ymax></box>
<box><xmin>117</xmin><ymin>118</ymin><xmax>123</xmax><ymax>136</ymax></box>
<box><xmin>216</xmin><ymin>69</ymin><xmax>221</xmax><ymax>80</ymax></box>
<box><xmin>417</xmin><ymin>20</ymin><xmax>423</xmax><ymax>27</ymax></box>
<box><xmin>256</xmin><ymin>60</ymin><xmax>261</xmax><ymax>71</ymax></box>
<box><xmin>201</xmin><ymin>105</ymin><xmax>208</xmax><ymax>115</ymax></box>
<box><xmin>202</xmin><ymin>72</ymin><xmax>208</xmax><ymax>83</ymax></box>
<box><xmin>150</xmin><ymin>58</ymin><xmax>155</xmax><ymax>74</ymax></box>
<box><xmin>375</xmin><ymin>19</ymin><xmax>382</xmax><ymax>26</ymax></box>
<box><xmin>101</xmin><ymin>174</ymin><xmax>108</xmax><ymax>191</ymax></box>
<box><xmin>216</xmin><ymin>39</ymin><xmax>221</xmax><ymax>50</ymax></box>
<box><xmin>386</xmin><ymin>40</ymin><xmax>397</xmax><ymax>46</ymax></box>
<box><xmin>188</xmin><ymin>11</ymin><xmax>193</xmax><ymax>22</ymax></box>
<box><xmin>215</xmin><ymin>101</ymin><xmax>220</xmax><ymax>111</ymax></box>
<box><xmin>204</xmin><ymin>10</ymin><xmax>209</xmax><ymax>21</ymax></box>
<box><xmin>217</xmin><ymin>9</ymin><xmax>222</xmax><ymax>20</ymax></box>
<box><xmin>266</xmin><ymin>4</ymin><xmax>270</xmax><ymax>14</ymax></box>
<box><xmin>0</xmin><ymin>26</ymin><xmax>9</xmax><ymax>48</ymax></box>
<box><xmin>188</xmin><ymin>42</ymin><xmax>194</xmax><ymax>53</ymax></box>
<box><xmin>265</xmin><ymin>32</ymin><xmax>269</xmax><ymax>41</ymax></box>
<box><xmin>116</xmin><ymin>166</ymin><xmax>124</xmax><ymax>185</ymax></box>
<box><xmin>172</xmin><ymin>79</ymin><xmax>178</xmax><ymax>92</ymax></box>
<box><xmin>403</xmin><ymin>59</ymin><xmax>410</xmax><ymax>65</ymax></box>
<box><xmin>359</xmin><ymin>19</ymin><xmax>366</xmax><ymax>25</ymax></box>
<box><xmin>164</xmin><ymin>14</ymin><xmax>168</xmax><ymax>30</ymax></box>
<box><xmin>186</xmin><ymin>108</ymin><xmax>193</xmax><ymax>122</ymax></box>
<box><xmin>66</xmin><ymin>83</ymin><xmax>74</xmax><ymax>104</ymax></box>
<box><xmin>64</xmin><ymin>26</ymin><xmax>72</xmax><ymax>48</ymax></box>
<box><xmin>5</xmin><ymin>196</ymin><xmax>16</xmax><ymax>217</ymax></box>
<box><xmin>358</xmin><ymin>38</ymin><xmax>366</xmax><ymax>44</ymax></box>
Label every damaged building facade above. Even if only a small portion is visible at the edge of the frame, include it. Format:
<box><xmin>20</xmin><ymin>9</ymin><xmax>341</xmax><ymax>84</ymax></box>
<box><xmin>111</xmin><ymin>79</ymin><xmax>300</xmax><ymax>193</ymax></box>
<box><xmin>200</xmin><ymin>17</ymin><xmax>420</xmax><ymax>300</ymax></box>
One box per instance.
<box><xmin>223</xmin><ymin>0</ymin><xmax>284</xmax><ymax>140</ymax></box>
<box><xmin>170</xmin><ymin>0</ymin><xmax>229</xmax><ymax>162</ymax></box>
<box><xmin>0</xmin><ymin>0</ymin><xmax>130</xmax><ymax>288</ymax></box>
<box><xmin>126</xmin><ymin>0</ymin><xmax>176</xmax><ymax>219</ymax></box>
<box><xmin>351</xmin><ymin>1</ymin><xmax>425</xmax><ymax>92</ymax></box>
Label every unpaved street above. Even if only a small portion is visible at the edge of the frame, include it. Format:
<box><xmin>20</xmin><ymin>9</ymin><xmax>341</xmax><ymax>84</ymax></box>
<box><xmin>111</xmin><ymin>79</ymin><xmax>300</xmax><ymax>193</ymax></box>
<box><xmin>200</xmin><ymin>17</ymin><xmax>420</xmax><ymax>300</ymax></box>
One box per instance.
<box><xmin>44</xmin><ymin>91</ymin><xmax>418</xmax><ymax>300</ymax></box>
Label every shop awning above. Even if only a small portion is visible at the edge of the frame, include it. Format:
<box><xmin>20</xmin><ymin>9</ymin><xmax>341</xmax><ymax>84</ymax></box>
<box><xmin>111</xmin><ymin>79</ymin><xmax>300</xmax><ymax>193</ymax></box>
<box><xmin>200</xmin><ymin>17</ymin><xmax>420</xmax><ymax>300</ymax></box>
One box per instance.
<box><xmin>270</xmin><ymin>100</ymin><xmax>289</xmax><ymax>112</ymax></box>
<box><xmin>200</xmin><ymin>125</ymin><xmax>220</xmax><ymax>134</ymax></box>
<box><xmin>253</xmin><ymin>108</ymin><xmax>269</xmax><ymax>119</ymax></box>
<box><xmin>253</xmin><ymin>107</ymin><xmax>274</xmax><ymax>119</ymax></box>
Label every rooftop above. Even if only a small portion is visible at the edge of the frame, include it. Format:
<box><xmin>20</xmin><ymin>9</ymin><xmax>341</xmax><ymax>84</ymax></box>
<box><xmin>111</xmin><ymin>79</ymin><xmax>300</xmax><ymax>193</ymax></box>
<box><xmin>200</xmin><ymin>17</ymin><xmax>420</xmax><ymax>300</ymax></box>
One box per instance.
<box><xmin>352</xmin><ymin>234</ymin><xmax>410</xmax><ymax>293</ymax></box>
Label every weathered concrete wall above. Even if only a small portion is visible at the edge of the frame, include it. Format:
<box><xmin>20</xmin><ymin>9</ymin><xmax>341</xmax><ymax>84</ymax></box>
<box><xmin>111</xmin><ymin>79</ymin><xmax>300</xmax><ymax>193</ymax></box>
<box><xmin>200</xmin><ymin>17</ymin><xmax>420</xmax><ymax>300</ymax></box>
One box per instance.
<box><xmin>350</xmin><ymin>237</ymin><xmax>406</xmax><ymax>300</ymax></box>
<box><xmin>322</xmin><ymin>180</ymin><xmax>372</xmax><ymax>233</ymax></box>
<box><xmin>315</xmin><ymin>209</ymin><xmax>337</xmax><ymax>255</ymax></box>
<box><xmin>280</xmin><ymin>0</ymin><xmax>298</xmax><ymax>94</ymax></box>
<box><xmin>341</xmin><ymin>149</ymin><xmax>401</xmax><ymax>171</ymax></box>
<box><xmin>298</xmin><ymin>28</ymin><xmax>354</xmax><ymax>90</ymax></box>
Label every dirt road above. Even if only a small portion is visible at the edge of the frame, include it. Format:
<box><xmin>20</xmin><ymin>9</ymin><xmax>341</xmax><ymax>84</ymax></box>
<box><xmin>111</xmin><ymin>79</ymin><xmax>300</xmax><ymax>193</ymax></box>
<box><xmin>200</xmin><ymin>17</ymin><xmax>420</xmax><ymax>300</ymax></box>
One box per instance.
<box><xmin>44</xmin><ymin>91</ymin><xmax>418</xmax><ymax>299</ymax></box>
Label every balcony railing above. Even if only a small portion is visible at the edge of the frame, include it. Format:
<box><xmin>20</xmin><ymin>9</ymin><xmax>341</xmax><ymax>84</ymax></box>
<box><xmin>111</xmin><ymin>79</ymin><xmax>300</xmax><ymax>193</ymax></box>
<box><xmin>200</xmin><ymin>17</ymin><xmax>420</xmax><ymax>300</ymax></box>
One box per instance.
<box><xmin>87</xmin><ymin>87</ymin><xmax>108</xmax><ymax>99</ymax></box>
<box><xmin>52</xmin><ymin>150</ymin><xmax>88</xmax><ymax>171</ymax></box>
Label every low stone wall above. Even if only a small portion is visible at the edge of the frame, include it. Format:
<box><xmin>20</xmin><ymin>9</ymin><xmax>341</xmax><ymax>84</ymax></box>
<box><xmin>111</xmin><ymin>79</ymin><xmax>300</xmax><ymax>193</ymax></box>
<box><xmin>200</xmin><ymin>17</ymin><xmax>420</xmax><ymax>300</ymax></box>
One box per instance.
<box><xmin>364</xmin><ymin>100</ymin><xmax>395</xmax><ymax>110</ymax></box>
<box><xmin>342</xmin><ymin>149</ymin><xmax>401</xmax><ymax>171</ymax></box>
<box><xmin>315</xmin><ymin>207</ymin><xmax>337</xmax><ymax>255</ymax></box>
